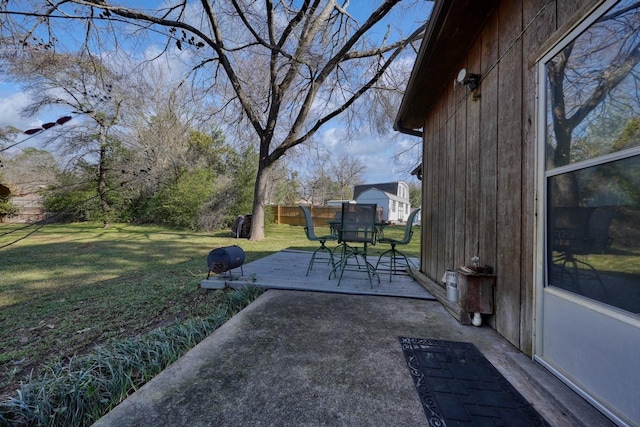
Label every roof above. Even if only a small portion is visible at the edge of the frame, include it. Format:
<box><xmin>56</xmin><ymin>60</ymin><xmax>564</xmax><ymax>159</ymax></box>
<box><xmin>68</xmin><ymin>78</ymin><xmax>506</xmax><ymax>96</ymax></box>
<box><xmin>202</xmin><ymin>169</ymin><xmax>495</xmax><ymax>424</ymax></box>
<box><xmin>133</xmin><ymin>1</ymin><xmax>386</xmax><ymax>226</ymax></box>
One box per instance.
<box><xmin>353</xmin><ymin>182</ymin><xmax>403</xmax><ymax>200</ymax></box>
<box><xmin>355</xmin><ymin>187</ymin><xmax>404</xmax><ymax>203</ymax></box>
<box><xmin>394</xmin><ymin>0</ymin><xmax>499</xmax><ymax>133</ymax></box>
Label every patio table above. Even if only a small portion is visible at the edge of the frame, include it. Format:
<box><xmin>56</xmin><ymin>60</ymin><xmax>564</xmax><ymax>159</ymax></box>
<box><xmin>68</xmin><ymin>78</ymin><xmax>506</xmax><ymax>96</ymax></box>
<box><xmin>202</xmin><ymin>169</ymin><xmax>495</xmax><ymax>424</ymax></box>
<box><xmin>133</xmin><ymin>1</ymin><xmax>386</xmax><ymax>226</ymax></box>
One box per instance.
<box><xmin>327</xmin><ymin>219</ymin><xmax>387</xmax><ymax>239</ymax></box>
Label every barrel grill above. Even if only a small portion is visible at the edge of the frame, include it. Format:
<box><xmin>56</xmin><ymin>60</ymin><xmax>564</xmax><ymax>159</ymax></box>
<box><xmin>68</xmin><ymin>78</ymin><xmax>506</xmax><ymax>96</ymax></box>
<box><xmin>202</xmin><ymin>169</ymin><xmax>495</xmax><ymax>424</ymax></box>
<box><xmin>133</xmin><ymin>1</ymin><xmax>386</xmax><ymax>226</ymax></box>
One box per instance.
<box><xmin>206</xmin><ymin>246</ymin><xmax>245</xmax><ymax>278</ymax></box>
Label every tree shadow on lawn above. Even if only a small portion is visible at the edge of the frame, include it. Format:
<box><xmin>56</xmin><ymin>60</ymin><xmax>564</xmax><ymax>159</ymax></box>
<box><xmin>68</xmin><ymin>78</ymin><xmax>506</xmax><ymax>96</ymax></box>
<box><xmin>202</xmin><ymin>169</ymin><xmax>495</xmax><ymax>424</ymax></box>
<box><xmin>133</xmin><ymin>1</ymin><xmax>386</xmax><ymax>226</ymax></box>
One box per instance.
<box><xmin>0</xmin><ymin>238</ymin><xmax>285</xmax><ymax>399</ymax></box>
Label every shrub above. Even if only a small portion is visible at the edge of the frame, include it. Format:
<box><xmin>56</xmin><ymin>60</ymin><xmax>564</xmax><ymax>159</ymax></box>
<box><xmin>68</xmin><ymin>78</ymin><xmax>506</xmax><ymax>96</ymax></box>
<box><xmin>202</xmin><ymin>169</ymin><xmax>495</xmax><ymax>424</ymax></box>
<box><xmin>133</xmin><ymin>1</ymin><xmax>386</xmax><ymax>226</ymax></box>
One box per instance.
<box><xmin>142</xmin><ymin>168</ymin><xmax>217</xmax><ymax>230</ymax></box>
<box><xmin>0</xmin><ymin>196</ymin><xmax>18</xmax><ymax>218</ymax></box>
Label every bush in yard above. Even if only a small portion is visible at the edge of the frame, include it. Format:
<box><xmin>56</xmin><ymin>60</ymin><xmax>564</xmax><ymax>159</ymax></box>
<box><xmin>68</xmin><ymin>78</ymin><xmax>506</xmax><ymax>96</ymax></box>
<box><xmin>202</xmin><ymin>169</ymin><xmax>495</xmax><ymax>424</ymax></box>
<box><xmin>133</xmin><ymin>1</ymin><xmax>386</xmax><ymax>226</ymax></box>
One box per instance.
<box><xmin>0</xmin><ymin>196</ymin><xmax>18</xmax><ymax>218</ymax></box>
<box><xmin>0</xmin><ymin>286</ymin><xmax>263</xmax><ymax>427</ymax></box>
<box><xmin>142</xmin><ymin>168</ymin><xmax>217</xmax><ymax>230</ymax></box>
<box><xmin>43</xmin><ymin>177</ymin><xmax>97</xmax><ymax>223</ymax></box>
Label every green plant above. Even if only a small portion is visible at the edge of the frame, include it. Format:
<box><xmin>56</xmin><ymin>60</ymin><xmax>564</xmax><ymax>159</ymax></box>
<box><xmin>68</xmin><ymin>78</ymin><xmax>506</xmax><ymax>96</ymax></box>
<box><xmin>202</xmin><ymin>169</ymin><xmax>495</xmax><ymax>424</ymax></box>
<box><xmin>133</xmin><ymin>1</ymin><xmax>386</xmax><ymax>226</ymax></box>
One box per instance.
<box><xmin>143</xmin><ymin>168</ymin><xmax>217</xmax><ymax>229</ymax></box>
<box><xmin>0</xmin><ymin>197</ymin><xmax>18</xmax><ymax>217</ymax></box>
<box><xmin>0</xmin><ymin>286</ymin><xmax>263</xmax><ymax>427</ymax></box>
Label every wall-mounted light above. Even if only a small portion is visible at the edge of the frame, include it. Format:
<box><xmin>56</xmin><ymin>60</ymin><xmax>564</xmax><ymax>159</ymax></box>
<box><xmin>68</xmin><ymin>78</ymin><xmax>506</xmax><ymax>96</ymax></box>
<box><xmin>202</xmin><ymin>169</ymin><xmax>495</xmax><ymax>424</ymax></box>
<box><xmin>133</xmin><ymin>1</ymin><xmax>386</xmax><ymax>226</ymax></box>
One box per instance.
<box><xmin>455</xmin><ymin>68</ymin><xmax>481</xmax><ymax>91</ymax></box>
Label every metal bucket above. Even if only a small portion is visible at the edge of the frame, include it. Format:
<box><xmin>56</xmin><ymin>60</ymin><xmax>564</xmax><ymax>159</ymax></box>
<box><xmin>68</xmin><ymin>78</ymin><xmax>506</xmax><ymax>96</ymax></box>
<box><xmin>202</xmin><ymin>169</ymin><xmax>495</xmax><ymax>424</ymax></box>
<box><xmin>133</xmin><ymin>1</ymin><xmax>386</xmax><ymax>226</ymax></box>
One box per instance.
<box><xmin>207</xmin><ymin>245</ymin><xmax>245</xmax><ymax>275</ymax></box>
<box><xmin>445</xmin><ymin>270</ymin><xmax>458</xmax><ymax>303</ymax></box>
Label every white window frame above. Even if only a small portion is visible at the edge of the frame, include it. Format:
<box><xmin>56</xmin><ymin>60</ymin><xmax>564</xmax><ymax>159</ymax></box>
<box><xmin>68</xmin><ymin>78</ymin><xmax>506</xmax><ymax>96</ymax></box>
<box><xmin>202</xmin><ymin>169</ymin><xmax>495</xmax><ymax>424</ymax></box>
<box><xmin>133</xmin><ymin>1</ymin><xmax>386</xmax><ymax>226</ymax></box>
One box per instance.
<box><xmin>534</xmin><ymin>2</ymin><xmax>640</xmax><ymax>424</ymax></box>
<box><xmin>536</xmin><ymin>0</ymin><xmax>640</xmax><ymax>319</ymax></box>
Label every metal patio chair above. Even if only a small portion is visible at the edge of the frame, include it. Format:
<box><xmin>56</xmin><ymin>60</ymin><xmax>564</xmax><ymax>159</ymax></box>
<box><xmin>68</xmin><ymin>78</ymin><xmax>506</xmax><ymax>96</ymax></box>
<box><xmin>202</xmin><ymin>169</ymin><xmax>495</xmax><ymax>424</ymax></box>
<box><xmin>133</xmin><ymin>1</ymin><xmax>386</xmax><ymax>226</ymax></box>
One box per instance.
<box><xmin>331</xmin><ymin>203</ymin><xmax>380</xmax><ymax>287</ymax></box>
<box><xmin>375</xmin><ymin>208</ymin><xmax>420</xmax><ymax>281</ymax></box>
<box><xmin>299</xmin><ymin>205</ymin><xmax>337</xmax><ymax>276</ymax></box>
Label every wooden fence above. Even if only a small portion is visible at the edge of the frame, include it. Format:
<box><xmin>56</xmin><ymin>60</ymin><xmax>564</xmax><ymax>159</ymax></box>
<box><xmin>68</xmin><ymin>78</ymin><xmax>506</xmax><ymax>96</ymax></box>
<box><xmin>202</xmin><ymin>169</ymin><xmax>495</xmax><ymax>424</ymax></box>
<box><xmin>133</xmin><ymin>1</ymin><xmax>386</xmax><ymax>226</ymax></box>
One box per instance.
<box><xmin>270</xmin><ymin>205</ymin><xmax>340</xmax><ymax>227</ymax></box>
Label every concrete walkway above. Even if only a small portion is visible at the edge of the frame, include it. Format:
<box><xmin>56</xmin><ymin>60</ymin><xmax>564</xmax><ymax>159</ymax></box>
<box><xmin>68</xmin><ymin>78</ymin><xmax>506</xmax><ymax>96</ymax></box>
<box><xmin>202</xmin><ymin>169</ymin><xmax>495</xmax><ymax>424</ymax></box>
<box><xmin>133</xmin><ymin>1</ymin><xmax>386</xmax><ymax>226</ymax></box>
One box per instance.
<box><xmin>94</xmin><ymin>290</ymin><xmax>613</xmax><ymax>426</ymax></box>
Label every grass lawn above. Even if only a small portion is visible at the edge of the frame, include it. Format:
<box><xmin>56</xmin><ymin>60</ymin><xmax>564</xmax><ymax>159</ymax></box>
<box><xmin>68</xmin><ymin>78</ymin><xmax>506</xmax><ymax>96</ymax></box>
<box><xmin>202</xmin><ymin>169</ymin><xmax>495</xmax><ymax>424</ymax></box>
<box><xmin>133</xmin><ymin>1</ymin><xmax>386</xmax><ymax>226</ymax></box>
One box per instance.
<box><xmin>0</xmin><ymin>221</ymin><xmax>420</xmax><ymax>399</ymax></box>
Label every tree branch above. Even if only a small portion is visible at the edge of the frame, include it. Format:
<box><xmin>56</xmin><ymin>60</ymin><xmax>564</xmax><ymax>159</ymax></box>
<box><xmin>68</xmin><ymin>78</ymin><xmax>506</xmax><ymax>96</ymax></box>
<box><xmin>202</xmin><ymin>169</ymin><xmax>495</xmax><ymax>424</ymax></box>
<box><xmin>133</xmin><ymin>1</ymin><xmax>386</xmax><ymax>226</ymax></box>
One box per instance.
<box><xmin>568</xmin><ymin>40</ymin><xmax>640</xmax><ymax>129</ymax></box>
<box><xmin>270</xmin><ymin>28</ymin><xmax>412</xmax><ymax>162</ymax></box>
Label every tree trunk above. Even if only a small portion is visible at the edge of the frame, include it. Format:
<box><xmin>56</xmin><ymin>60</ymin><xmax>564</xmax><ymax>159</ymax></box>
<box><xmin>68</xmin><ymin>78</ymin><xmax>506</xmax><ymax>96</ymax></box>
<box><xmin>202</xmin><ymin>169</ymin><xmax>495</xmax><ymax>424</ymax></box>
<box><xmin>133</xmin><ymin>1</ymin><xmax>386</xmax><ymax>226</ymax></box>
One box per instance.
<box><xmin>548</xmin><ymin>57</ymin><xmax>579</xmax><ymax>207</ymax></box>
<box><xmin>98</xmin><ymin>126</ymin><xmax>110</xmax><ymax>228</ymax></box>
<box><xmin>249</xmin><ymin>160</ymin><xmax>272</xmax><ymax>241</ymax></box>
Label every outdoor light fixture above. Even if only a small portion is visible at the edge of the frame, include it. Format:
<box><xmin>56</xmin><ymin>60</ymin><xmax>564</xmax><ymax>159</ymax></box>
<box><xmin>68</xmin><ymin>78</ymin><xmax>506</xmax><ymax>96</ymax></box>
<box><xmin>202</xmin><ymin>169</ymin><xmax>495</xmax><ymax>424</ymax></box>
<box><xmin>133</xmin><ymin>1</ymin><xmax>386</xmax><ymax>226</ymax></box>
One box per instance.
<box><xmin>455</xmin><ymin>68</ymin><xmax>481</xmax><ymax>91</ymax></box>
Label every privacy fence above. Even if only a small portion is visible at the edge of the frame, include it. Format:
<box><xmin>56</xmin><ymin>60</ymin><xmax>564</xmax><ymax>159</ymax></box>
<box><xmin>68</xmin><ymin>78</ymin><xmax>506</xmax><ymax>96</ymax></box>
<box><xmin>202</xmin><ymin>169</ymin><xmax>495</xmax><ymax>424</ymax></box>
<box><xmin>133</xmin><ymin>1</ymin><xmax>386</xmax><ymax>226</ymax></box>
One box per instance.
<box><xmin>270</xmin><ymin>205</ymin><xmax>340</xmax><ymax>227</ymax></box>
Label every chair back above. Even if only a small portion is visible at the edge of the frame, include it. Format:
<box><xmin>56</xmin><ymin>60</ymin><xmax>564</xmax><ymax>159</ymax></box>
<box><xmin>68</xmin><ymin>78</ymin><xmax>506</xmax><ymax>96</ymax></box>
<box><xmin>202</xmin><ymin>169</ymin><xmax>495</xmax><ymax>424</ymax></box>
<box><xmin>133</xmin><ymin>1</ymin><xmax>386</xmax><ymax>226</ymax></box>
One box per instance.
<box><xmin>340</xmin><ymin>203</ymin><xmax>377</xmax><ymax>244</ymax></box>
<box><xmin>299</xmin><ymin>205</ymin><xmax>318</xmax><ymax>240</ymax></box>
<box><xmin>399</xmin><ymin>208</ymin><xmax>421</xmax><ymax>244</ymax></box>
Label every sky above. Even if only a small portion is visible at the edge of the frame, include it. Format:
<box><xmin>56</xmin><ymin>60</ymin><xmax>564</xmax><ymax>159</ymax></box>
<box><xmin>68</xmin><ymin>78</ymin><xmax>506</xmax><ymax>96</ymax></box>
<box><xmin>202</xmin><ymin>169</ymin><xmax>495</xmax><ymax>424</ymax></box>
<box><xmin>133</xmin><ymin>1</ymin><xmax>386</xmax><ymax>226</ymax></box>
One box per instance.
<box><xmin>0</xmin><ymin>1</ymin><xmax>432</xmax><ymax>185</ymax></box>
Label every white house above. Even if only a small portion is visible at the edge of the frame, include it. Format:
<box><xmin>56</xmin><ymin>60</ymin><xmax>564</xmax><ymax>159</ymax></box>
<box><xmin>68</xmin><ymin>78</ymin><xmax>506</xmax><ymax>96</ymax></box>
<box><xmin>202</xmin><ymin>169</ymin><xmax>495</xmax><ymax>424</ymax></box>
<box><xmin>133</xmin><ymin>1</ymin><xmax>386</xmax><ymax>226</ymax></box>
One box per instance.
<box><xmin>353</xmin><ymin>181</ymin><xmax>411</xmax><ymax>223</ymax></box>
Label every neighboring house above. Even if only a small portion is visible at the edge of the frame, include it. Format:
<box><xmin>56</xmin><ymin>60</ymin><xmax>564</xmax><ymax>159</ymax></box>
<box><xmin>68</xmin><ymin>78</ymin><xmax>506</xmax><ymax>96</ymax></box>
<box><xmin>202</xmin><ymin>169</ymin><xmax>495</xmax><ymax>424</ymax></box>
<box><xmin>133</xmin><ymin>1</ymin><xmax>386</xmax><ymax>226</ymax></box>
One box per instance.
<box><xmin>10</xmin><ymin>192</ymin><xmax>46</xmax><ymax>223</ymax></box>
<box><xmin>395</xmin><ymin>1</ymin><xmax>640</xmax><ymax>425</ymax></box>
<box><xmin>353</xmin><ymin>181</ymin><xmax>411</xmax><ymax>222</ymax></box>
<box><xmin>3</xmin><ymin>184</ymin><xmax>46</xmax><ymax>223</ymax></box>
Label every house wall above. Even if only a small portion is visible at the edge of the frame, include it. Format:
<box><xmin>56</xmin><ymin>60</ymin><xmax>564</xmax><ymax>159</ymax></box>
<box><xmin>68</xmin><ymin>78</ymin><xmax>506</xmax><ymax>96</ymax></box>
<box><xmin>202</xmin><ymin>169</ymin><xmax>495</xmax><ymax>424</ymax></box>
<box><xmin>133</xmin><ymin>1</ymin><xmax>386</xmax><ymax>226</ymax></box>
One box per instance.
<box><xmin>419</xmin><ymin>0</ymin><xmax>600</xmax><ymax>355</ymax></box>
<box><xmin>6</xmin><ymin>193</ymin><xmax>47</xmax><ymax>223</ymax></box>
<box><xmin>355</xmin><ymin>189</ymin><xmax>392</xmax><ymax>221</ymax></box>
<box><xmin>397</xmin><ymin>181</ymin><xmax>410</xmax><ymax>200</ymax></box>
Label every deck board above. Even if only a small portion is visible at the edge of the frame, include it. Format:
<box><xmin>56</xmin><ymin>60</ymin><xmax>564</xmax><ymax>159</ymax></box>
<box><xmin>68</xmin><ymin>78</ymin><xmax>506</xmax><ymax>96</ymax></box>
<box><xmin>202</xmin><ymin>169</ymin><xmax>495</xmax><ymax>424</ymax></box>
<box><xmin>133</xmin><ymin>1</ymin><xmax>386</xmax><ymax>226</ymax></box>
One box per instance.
<box><xmin>201</xmin><ymin>250</ymin><xmax>436</xmax><ymax>300</ymax></box>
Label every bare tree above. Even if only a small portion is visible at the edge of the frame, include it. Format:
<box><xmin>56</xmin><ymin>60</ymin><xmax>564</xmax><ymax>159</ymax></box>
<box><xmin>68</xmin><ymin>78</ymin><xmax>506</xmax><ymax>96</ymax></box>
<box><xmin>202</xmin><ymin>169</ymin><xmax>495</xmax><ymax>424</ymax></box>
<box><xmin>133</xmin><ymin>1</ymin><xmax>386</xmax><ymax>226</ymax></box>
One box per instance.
<box><xmin>125</xmin><ymin>75</ymin><xmax>235</xmax><ymax>200</ymax></box>
<box><xmin>3</xmin><ymin>49</ymin><xmax>128</xmax><ymax>226</ymax></box>
<box><xmin>0</xmin><ymin>1</ymin><xmax>427</xmax><ymax>239</ymax></box>
<box><xmin>301</xmin><ymin>146</ymin><xmax>336</xmax><ymax>204</ymax></box>
<box><xmin>332</xmin><ymin>155</ymin><xmax>365</xmax><ymax>200</ymax></box>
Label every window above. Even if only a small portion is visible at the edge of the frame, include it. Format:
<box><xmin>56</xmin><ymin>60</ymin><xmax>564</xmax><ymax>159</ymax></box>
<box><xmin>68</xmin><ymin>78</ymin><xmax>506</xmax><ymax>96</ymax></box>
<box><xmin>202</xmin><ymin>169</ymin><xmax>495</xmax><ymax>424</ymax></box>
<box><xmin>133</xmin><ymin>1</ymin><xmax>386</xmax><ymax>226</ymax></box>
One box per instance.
<box><xmin>392</xmin><ymin>201</ymin><xmax>396</xmax><ymax>212</ymax></box>
<box><xmin>543</xmin><ymin>0</ymin><xmax>640</xmax><ymax>315</ymax></box>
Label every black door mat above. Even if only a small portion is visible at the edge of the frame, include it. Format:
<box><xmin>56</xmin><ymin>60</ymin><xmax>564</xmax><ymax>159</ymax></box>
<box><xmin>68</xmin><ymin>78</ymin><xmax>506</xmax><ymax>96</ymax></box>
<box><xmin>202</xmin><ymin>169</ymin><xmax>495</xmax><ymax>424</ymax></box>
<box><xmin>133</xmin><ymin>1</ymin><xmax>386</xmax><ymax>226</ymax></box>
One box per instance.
<box><xmin>399</xmin><ymin>337</ymin><xmax>549</xmax><ymax>426</ymax></box>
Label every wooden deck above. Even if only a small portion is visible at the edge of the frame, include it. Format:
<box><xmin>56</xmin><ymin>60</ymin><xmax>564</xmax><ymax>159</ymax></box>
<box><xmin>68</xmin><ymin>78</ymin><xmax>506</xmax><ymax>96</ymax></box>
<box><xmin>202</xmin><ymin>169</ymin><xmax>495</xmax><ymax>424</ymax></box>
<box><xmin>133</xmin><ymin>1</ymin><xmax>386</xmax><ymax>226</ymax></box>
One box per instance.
<box><xmin>201</xmin><ymin>249</ymin><xmax>436</xmax><ymax>300</ymax></box>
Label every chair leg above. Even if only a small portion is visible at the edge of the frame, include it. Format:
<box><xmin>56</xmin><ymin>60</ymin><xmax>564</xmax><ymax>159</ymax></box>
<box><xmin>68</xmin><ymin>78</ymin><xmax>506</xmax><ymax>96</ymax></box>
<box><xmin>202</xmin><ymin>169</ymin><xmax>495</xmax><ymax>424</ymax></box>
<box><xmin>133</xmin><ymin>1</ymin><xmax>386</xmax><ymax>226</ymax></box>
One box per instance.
<box><xmin>375</xmin><ymin>246</ymin><xmax>395</xmax><ymax>282</ymax></box>
<box><xmin>362</xmin><ymin>243</ymin><xmax>380</xmax><ymax>288</ymax></box>
<box><xmin>337</xmin><ymin>245</ymin><xmax>379</xmax><ymax>288</ymax></box>
<box><xmin>329</xmin><ymin>243</ymin><xmax>348</xmax><ymax>280</ymax></box>
<box><xmin>375</xmin><ymin>245</ymin><xmax>411</xmax><ymax>282</ymax></box>
<box><xmin>307</xmin><ymin>241</ymin><xmax>335</xmax><ymax>276</ymax></box>
<box><xmin>392</xmin><ymin>250</ymin><xmax>412</xmax><ymax>280</ymax></box>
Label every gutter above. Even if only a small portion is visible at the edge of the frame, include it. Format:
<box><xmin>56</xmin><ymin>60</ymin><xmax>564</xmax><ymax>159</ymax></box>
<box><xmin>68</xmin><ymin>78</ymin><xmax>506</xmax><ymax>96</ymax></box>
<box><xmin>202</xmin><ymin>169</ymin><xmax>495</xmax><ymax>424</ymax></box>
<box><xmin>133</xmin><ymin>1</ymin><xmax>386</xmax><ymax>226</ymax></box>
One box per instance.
<box><xmin>395</xmin><ymin>124</ymin><xmax>423</xmax><ymax>138</ymax></box>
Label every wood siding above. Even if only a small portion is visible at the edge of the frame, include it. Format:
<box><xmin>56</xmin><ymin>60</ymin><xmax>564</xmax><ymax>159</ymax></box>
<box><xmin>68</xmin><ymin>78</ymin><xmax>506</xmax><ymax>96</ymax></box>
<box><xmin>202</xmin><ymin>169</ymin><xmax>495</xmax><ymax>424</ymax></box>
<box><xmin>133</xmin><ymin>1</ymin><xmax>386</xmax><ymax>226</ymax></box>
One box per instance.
<box><xmin>418</xmin><ymin>0</ymin><xmax>598</xmax><ymax>354</ymax></box>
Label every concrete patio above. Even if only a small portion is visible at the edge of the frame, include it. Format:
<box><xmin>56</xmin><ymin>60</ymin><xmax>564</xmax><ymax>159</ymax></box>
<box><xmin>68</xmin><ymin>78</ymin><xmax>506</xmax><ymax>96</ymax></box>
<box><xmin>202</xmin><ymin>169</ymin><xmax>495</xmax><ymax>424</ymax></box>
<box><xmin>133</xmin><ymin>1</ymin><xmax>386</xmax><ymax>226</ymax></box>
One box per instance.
<box><xmin>93</xmin><ymin>250</ymin><xmax>614</xmax><ymax>426</ymax></box>
<box><xmin>201</xmin><ymin>249</ymin><xmax>435</xmax><ymax>300</ymax></box>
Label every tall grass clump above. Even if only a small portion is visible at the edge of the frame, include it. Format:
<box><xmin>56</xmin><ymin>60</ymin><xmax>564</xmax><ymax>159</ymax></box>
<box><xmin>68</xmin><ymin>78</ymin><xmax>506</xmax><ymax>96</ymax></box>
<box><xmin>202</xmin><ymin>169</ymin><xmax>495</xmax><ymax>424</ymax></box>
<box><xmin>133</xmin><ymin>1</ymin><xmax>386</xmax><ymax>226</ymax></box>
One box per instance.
<box><xmin>0</xmin><ymin>286</ymin><xmax>263</xmax><ymax>427</ymax></box>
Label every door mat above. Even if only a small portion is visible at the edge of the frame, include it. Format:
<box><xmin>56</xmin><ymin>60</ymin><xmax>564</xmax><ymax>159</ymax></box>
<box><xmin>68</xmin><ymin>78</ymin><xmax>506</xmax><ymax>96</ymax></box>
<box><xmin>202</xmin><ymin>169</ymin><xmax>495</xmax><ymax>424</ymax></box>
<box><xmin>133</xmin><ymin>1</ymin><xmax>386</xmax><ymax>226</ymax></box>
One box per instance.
<box><xmin>399</xmin><ymin>337</ymin><xmax>549</xmax><ymax>426</ymax></box>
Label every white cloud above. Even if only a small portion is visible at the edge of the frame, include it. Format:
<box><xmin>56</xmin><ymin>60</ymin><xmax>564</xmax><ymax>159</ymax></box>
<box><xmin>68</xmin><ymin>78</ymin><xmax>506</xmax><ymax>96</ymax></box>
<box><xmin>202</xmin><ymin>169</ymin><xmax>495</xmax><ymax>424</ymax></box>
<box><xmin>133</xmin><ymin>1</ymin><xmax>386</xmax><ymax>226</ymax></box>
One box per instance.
<box><xmin>312</xmin><ymin>126</ymin><xmax>421</xmax><ymax>184</ymax></box>
<box><xmin>0</xmin><ymin>91</ymin><xmax>36</xmax><ymax>130</ymax></box>
<box><xmin>0</xmin><ymin>90</ymin><xmax>71</xmax><ymax>154</ymax></box>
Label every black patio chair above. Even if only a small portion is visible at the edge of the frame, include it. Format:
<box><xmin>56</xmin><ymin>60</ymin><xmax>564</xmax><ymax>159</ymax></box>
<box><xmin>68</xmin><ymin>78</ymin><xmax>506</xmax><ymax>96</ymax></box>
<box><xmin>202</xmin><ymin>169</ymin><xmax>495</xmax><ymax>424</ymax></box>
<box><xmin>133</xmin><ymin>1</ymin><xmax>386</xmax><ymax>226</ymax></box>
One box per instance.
<box><xmin>299</xmin><ymin>205</ymin><xmax>337</xmax><ymax>276</ymax></box>
<box><xmin>375</xmin><ymin>208</ymin><xmax>420</xmax><ymax>281</ymax></box>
